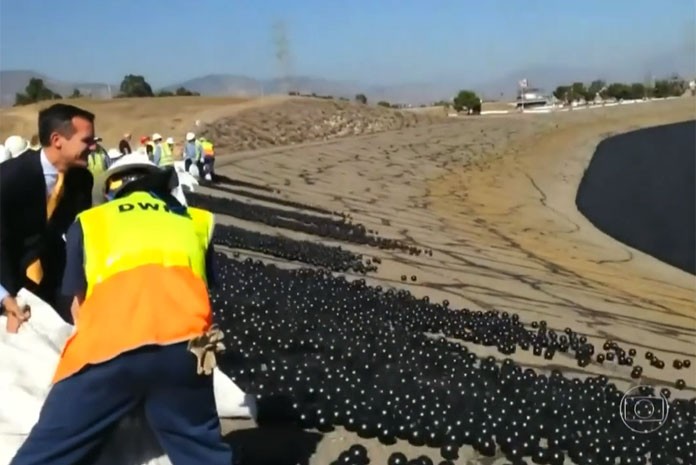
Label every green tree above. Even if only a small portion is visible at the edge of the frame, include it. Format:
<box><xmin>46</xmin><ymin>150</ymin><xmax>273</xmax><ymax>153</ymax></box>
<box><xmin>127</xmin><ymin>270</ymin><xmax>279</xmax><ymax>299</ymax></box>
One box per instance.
<box><xmin>156</xmin><ymin>90</ymin><xmax>175</xmax><ymax>97</ymax></box>
<box><xmin>14</xmin><ymin>78</ymin><xmax>62</xmax><ymax>106</ymax></box>
<box><xmin>452</xmin><ymin>90</ymin><xmax>480</xmax><ymax>113</ymax></box>
<box><xmin>553</xmin><ymin>85</ymin><xmax>571</xmax><ymax>102</ymax></box>
<box><xmin>653</xmin><ymin>80</ymin><xmax>669</xmax><ymax>98</ymax></box>
<box><xmin>587</xmin><ymin>79</ymin><xmax>606</xmax><ymax>99</ymax></box>
<box><xmin>570</xmin><ymin>82</ymin><xmax>588</xmax><ymax>101</ymax></box>
<box><xmin>175</xmin><ymin>86</ymin><xmax>200</xmax><ymax>96</ymax></box>
<box><xmin>629</xmin><ymin>83</ymin><xmax>646</xmax><ymax>100</ymax></box>
<box><xmin>605</xmin><ymin>82</ymin><xmax>632</xmax><ymax>100</ymax></box>
<box><xmin>118</xmin><ymin>74</ymin><xmax>154</xmax><ymax>97</ymax></box>
<box><xmin>652</xmin><ymin>75</ymin><xmax>687</xmax><ymax>98</ymax></box>
<box><xmin>377</xmin><ymin>100</ymin><xmax>391</xmax><ymax>107</ymax></box>
<box><xmin>355</xmin><ymin>93</ymin><xmax>367</xmax><ymax>104</ymax></box>
<box><xmin>70</xmin><ymin>88</ymin><xmax>82</xmax><ymax>98</ymax></box>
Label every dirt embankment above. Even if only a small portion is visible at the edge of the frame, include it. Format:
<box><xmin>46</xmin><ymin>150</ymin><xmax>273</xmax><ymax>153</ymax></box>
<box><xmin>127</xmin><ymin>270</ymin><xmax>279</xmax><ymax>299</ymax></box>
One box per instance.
<box><xmin>0</xmin><ymin>96</ymin><xmax>449</xmax><ymax>154</ymax></box>
<box><xmin>0</xmin><ymin>96</ymin><xmax>279</xmax><ymax>147</ymax></box>
<box><xmin>200</xmin><ymin>98</ymin><xmax>450</xmax><ymax>152</ymax></box>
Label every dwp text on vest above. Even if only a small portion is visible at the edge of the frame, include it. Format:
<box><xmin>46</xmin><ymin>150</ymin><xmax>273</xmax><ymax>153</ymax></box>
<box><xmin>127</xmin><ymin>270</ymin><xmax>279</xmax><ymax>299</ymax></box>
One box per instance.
<box><xmin>118</xmin><ymin>202</ymin><xmax>179</xmax><ymax>214</ymax></box>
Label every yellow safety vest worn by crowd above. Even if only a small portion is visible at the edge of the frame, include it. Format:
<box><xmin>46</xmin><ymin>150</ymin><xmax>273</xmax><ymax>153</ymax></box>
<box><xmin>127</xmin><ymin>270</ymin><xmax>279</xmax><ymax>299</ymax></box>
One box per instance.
<box><xmin>87</xmin><ymin>148</ymin><xmax>107</xmax><ymax>176</ymax></box>
<box><xmin>52</xmin><ymin>191</ymin><xmax>215</xmax><ymax>384</ymax></box>
<box><xmin>202</xmin><ymin>141</ymin><xmax>214</xmax><ymax>157</ymax></box>
<box><xmin>159</xmin><ymin>143</ymin><xmax>174</xmax><ymax>166</ymax></box>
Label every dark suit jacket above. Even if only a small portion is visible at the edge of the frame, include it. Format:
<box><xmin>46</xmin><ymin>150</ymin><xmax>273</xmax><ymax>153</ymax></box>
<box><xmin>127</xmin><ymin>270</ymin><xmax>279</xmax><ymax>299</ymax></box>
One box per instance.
<box><xmin>0</xmin><ymin>149</ymin><xmax>93</xmax><ymax>313</ymax></box>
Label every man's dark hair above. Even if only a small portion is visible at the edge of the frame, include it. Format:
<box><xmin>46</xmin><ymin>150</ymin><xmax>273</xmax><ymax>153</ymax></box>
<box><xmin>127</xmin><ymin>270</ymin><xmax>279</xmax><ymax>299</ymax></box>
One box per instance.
<box><xmin>38</xmin><ymin>103</ymin><xmax>95</xmax><ymax>147</ymax></box>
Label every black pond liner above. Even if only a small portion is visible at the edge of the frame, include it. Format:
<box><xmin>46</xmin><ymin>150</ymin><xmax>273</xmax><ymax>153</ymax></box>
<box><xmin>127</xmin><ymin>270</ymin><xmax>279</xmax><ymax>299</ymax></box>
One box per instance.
<box><xmin>576</xmin><ymin>120</ymin><xmax>696</xmax><ymax>275</ymax></box>
<box><xmin>212</xmin><ymin>253</ymin><xmax>694</xmax><ymax>464</ymax></box>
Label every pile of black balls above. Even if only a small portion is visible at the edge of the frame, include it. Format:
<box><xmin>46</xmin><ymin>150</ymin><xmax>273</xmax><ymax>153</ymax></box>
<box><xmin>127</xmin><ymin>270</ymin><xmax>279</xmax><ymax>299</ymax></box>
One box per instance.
<box><xmin>211</xmin><ymin>253</ymin><xmax>695</xmax><ymax>465</ymax></box>
<box><xmin>188</xmin><ymin>192</ymin><xmax>419</xmax><ymax>253</ymax></box>
<box><xmin>388</xmin><ymin>452</ymin><xmax>452</xmax><ymax>465</ymax></box>
<box><xmin>330</xmin><ymin>444</ymin><xmax>369</xmax><ymax>465</ymax></box>
<box><xmin>213</xmin><ymin>222</ymin><xmax>377</xmax><ymax>274</ymax></box>
<box><xmin>202</xmin><ymin>179</ymin><xmax>339</xmax><ymax>216</ymax></box>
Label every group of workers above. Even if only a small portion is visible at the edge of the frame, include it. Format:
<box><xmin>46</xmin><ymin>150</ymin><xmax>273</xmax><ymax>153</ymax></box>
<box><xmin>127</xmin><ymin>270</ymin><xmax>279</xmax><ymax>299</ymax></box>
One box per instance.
<box><xmin>82</xmin><ymin>131</ymin><xmax>216</xmax><ymax>180</ymax></box>
<box><xmin>0</xmin><ymin>103</ymin><xmax>233</xmax><ymax>464</ymax></box>
<box><xmin>3</xmin><ymin>130</ymin><xmax>217</xmax><ymax>183</ymax></box>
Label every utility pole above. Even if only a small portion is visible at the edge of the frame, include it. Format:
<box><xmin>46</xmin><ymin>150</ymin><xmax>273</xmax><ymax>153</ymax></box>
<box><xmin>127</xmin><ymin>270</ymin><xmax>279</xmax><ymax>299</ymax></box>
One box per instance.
<box><xmin>272</xmin><ymin>20</ymin><xmax>293</xmax><ymax>95</ymax></box>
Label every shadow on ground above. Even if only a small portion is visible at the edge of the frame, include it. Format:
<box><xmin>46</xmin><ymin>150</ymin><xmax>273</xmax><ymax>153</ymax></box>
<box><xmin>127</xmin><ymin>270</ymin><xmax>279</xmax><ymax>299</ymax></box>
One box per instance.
<box><xmin>223</xmin><ymin>394</ymin><xmax>323</xmax><ymax>465</ymax></box>
<box><xmin>224</xmin><ymin>426</ymin><xmax>322</xmax><ymax>465</ymax></box>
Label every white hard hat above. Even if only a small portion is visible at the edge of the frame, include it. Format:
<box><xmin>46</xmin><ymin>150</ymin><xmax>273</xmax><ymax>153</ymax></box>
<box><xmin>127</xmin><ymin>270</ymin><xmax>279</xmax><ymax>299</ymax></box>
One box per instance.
<box><xmin>4</xmin><ymin>135</ymin><xmax>29</xmax><ymax>158</ymax></box>
<box><xmin>186</xmin><ymin>132</ymin><xmax>195</xmax><ymax>141</ymax></box>
<box><xmin>107</xmin><ymin>148</ymin><xmax>123</xmax><ymax>160</ymax></box>
<box><xmin>166</xmin><ymin>137</ymin><xmax>174</xmax><ymax>144</ymax></box>
<box><xmin>152</xmin><ymin>133</ymin><xmax>162</xmax><ymax>141</ymax></box>
<box><xmin>103</xmin><ymin>153</ymin><xmax>189</xmax><ymax>206</ymax></box>
<box><xmin>106</xmin><ymin>153</ymin><xmax>159</xmax><ymax>178</ymax></box>
<box><xmin>103</xmin><ymin>153</ymin><xmax>161</xmax><ymax>196</ymax></box>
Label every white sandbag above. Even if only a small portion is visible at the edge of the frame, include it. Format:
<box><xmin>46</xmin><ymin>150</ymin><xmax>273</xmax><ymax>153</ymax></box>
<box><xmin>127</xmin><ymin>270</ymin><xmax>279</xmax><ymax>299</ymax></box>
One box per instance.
<box><xmin>173</xmin><ymin>162</ymin><xmax>199</xmax><ymax>190</ymax></box>
<box><xmin>214</xmin><ymin>366</ymin><xmax>257</xmax><ymax>419</ymax></box>
<box><xmin>0</xmin><ymin>290</ymin><xmax>254</xmax><ymax>465</ymax></box>
<box><xmin>173</xmin><ymin>160</ymin><xmax>199</xmax><ymax>179</ymax></box>
<box><xmin>0</xmin><ymin>145</ymin><xmax>10</xmax><ymax>164</ymax></box>
<box><xmin>188</xmin><ymin>163</ymin><xmax>201</xmax><ymax>180</ymax></box>
<box><xmin>176</xmin><ymin>171</ymin><xmax>199</xmax><ymax>193</ymax></box>
<box><xmin>172</xmin><ymin>160</ymin><xmax>186</xmax><ymax>173</ymax></box>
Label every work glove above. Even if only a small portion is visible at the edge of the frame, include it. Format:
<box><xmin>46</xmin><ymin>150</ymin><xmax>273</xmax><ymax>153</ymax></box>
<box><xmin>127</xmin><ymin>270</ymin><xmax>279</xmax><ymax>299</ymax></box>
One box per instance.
<box><xmin>187</xmin><ymin>324</ymin><xmax>226</xmax><ymax>375</ymax></box>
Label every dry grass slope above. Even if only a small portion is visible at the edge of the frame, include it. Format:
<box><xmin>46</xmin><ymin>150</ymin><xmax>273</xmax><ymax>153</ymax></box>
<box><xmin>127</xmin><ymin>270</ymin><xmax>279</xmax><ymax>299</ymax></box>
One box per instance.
<box><xmin>200</xmin><ymin>98</ymin><xmax>450</xmax><ymax>152</ymax></box>
<box><xmin>0</xmin><ymin>95</ymin><xmax>288</xmax><ymax>145</ymax></box>
<box><xmin>0</xmin><ymin>96</ymin><xmax>449</xmax><ymax>152</ymax></box>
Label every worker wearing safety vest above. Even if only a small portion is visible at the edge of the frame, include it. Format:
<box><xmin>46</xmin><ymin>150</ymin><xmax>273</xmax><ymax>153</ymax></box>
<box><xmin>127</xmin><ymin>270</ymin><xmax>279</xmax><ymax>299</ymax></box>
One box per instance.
<box><xmin>158</xmin><ymin>136</ymin><xmax>175</xmax><ymax>166</ymax></box>
<box><xmin>199</xmin><ymin>137</ymin><xmax>215</xmax><ymax>180</ymax></box>
<box><xmin>151</xmin><ymin>132</ymin><xmax>170</xmax><ymax>166</ymax></box>
<box><xmin>183</xmin><ymin>131</ymin><xmax>203</xmax><ymax>174</ymax></box>
<box><xmin>10</xmin><ymin>154</ymin><xmax>233</xmax><ymax>465</ymax></box>
<box><xmin>86</xmin><ymin>138</ymin><xmax>108</xmax><ymax>176</ymax></box>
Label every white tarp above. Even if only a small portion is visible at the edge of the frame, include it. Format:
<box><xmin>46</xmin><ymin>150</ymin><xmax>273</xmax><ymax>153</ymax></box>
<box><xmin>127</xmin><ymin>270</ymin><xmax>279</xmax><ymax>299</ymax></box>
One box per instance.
<box><xmin>0</xmin><ymin>289</ymin><xmax>255</xmax><ymax>465</ymax></box>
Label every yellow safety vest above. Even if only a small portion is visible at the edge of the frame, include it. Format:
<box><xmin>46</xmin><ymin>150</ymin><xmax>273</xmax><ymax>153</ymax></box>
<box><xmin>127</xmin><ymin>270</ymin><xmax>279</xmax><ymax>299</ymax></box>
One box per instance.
<box><xmin>201</xmin><ymin>141</ymin><xmax>214</xmax><ymax>157</ymax></box>
<box><xmin>52</xmin><ymin>191</ymin><xmax>215</xmax><ymax>384</ymax></box>
<box><xmin>159</xmin><ymin>143</ymin><xmax>174</xmax><ymax>166</ymax></box>
<box><xmin>87</xmin><ymin>149</ymin><xmax>107</xmax><ymax>176</ymax></box>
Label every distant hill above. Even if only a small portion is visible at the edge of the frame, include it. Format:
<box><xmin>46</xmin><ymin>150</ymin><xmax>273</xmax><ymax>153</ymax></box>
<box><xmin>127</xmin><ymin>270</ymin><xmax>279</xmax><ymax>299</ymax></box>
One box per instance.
<box><xmin>0</xmin><ymin>70</ymin><xmax>452</xmax><ymax>106</ymax></box>
<box><xmin>3</xmin><ymin>55</ymin><xmax>694</xmax><ymax>107</ymax></box>
<box><xmin>0</xmin><ymin>70</ymin><xmax>115</xmax><ymax>107</ymax></box>
<box><xmin>162</xmin><ymin>74</ymin><xmax>460</xmax><ymax>105</ymax></box>
<box><xmin>161</xmin><ymin>74</ymin><xmax>262</xmax><ymax>96</ymax></box>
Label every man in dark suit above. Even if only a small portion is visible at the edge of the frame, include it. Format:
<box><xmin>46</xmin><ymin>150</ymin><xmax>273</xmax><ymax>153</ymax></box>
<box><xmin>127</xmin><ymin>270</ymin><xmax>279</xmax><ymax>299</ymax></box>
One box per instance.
<box><xmin>0</xmin><ymin>103</ymin><xmax>96</xmax><ymax>332</ymax></box>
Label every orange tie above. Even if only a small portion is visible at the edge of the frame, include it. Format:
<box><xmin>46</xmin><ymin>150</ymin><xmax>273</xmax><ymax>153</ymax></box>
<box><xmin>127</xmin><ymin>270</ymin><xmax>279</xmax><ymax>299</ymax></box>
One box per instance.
<box><xmin>26</xmin><ymin>172</ymin><xmax>65</xmax><ymax>284</ymax></box>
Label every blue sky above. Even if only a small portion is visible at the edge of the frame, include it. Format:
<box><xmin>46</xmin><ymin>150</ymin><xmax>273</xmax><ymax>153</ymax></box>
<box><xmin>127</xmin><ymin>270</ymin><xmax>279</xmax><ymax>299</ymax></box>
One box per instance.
<box><xmin>1</xmin><ymin>0</ymin><xmax>693</xmax><ymax>87</ymax></box>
